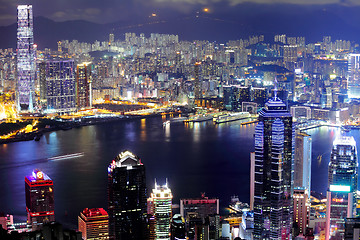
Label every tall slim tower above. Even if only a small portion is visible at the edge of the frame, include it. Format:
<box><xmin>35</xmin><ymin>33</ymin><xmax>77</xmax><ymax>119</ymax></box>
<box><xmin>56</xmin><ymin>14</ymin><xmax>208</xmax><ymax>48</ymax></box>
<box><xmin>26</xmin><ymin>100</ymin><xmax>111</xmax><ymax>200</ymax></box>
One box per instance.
<box><xmin>25</xmin><ymin>169</ymin><xmax>55</xmax><ymax>230</ymax></box>
<box><xmin>76</xmin><ymin>63</ymin><xmax>91</xmax><ymax>109</ymax></box>
<box><xmin>348</xmin><ymin>54</ymin><xmax>360</xmax><ymax>99</ymax></box>
<box><xmin>107</xmin><ymin>151</ymin><xmax>147</xmax><ymax>240</ymax></box>
<box><xmin>148</xmin><ymin>182</ymin><xmax>173</xmax><ymax>240</ymax></box>
<box><xmin>326</xmin><ymin>136</ymin><xmax>358</xmax><ymax>240</ymax></box>
<box><xmin>253</xmin><ymin>94</ymin><xmax>294</xmax><ymax>240</ymax></box>
<box><xmin>194</xmin><ymin>62</ymin><xmax>201</xmax><ymax>99</ymax></box>
<box><xmin>17</xmin><ymin>5</ymin><xmax>36</xmax><ymax>112</ymax></box>
<box><xmin>294</xmin><ymin>131</ymin><xmax>312</xmax><ymax>193</ymax></box>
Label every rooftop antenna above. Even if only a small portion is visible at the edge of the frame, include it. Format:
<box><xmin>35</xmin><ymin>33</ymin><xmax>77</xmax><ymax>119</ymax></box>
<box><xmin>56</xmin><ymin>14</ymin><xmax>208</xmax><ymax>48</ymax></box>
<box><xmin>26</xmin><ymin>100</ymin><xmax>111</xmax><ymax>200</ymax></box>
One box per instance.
<box><xmin>274</xmin><ymin>77</ymin><xmax>278</xmax><ymax>100</ymax></box>
<box><xmin>165</xmin><ymin>178</ymin><xmax>168</xmax><ymax>188</ymax></box>
<box><xmin>154</xmin><ymin>178</ymin><xmax>157</xmax><ymax>188</ymax></box>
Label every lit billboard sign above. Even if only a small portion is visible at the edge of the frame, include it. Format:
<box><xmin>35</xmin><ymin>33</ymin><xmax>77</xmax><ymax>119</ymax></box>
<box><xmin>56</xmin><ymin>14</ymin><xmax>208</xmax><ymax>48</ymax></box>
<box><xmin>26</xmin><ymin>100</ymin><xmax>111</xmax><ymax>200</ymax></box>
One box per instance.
<box><xmin>329</xmin><ymin>185</ymin><xmax>350</xmax><ymax>192</ymax></box>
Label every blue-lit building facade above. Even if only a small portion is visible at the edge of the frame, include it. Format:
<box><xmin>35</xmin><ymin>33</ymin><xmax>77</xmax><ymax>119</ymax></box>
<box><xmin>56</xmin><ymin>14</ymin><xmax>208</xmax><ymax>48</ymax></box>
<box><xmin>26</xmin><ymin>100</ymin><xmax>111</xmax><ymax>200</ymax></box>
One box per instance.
<box><xmin>107</xmin><ymin>151</ymin><xmax>147</xmax><ymax>240</ymax></box>
<box><xmin>294</xmin><ymin>131</ymin><xmax>312</xmax><ymax>193</ymax></box>
<box><xmin>17</xmin><ymin>5</ymin><xmax>36</xmax><ymax>112</ymax></box>
<box><xmin>326</xmin><ymin>136</ymin><xmax>358</xmax><ymax>240</ymax></box>
<box><xmin>253</xmin><ymin>95</ymin><xmax>294</xmax><ymax>240</ymax></box>
<box><xmin>347</xmin><ymin>54</ymin><xmax>360</xmax><ymax>99</ymax></box>
<box><xmin>45</xmin><ymin>59</ymin><xmax>76</xmax><ymax>113</ymax></box>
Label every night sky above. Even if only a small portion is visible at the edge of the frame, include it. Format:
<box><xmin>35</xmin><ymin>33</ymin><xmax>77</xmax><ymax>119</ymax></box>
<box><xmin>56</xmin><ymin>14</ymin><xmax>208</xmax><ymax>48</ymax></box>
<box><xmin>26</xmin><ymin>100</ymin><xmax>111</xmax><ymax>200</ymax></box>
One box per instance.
<box><xmin>0</xmin><ymin>0</ymin><xmax>360</xmax><ymax>26</ymax></box>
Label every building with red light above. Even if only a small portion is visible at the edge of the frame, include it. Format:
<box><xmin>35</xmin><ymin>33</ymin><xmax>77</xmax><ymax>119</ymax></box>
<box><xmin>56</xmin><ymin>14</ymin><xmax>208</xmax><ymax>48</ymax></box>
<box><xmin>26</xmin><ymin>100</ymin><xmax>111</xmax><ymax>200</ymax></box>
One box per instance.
<box><xmin>180</xmin><ymin>194</ymin><xmax>219</xmax><ymax>220</ymax></box>
<box><xmin>78</xmin><ymin>208</ymin><xmax>109</xmax><ymax>240</ymax></box>
<box><xmin>25</xmin><ymin>169</ymin><xmax>55</xmax><ymax>230</ymax></box>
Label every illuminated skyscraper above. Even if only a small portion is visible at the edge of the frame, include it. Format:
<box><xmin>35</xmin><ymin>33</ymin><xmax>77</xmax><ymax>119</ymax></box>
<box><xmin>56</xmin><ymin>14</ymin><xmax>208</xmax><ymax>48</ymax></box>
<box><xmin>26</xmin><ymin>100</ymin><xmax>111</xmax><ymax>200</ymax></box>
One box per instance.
<box><xmin>17</xmin><ymin>5</ymin><xmax>36</xmax><ymax>112</ymax></box>
<box><xmin>25</xmin><ymin>169</ymin><xmax>55</xmax><ymax>231</ymax></box>
<box><xmin>194</xmin><ymin>62</ymin><xmax>201</xmax><ymax>99</ymax></box>
<box><xmin>253</xmin><ymin>93</ymin><xmax>294</xmax><ymax>240</ymax></box>
<box><xmin>78</xmin><ymin>208</ymin><xmax>109</xmax><ymax>240</ymax></box>
<box><xmin>76</xmin><ymin>63</ymin><xmax>91</xmax><ymax>109</ymax></box>
<box><xmin>293</xmin><ymin>188</ymin><xmax>310</xmax><ymax>235</ymax></box>
<box><xmin>326</xmin><ymin>136</ymin><xmax>358</xmax><ymax>240</ymax></box>
<box><xmin>107</xmin><ymin>151</ymin><xmax>147</xmax><ymax>240</ymax></box>
<box><xmin>45</xmin><ymin>59</ymin><xmax>76</xmax><ymax>113</ymax></box>
<box><xmin>294</xmin><ymin>131</ymin><xmax>312</xmax><ymax>193</ymax></box>
<box><xmin>148</xmin><ymin>182</ymin><xmax>173</xmax><ymax>240</ymax></box>
<box><xmin>347</xmin><ymin>54</ymin><xmax>360</xmax><ymax>99</ymax></box>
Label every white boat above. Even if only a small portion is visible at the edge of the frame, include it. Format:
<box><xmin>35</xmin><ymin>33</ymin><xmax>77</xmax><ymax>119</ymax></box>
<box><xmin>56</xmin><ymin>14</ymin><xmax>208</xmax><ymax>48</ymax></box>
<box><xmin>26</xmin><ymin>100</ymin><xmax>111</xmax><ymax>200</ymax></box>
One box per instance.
<box><xmin>214</xmin><ymin>112</ymin><xmax>251</xmax><ymax>124</ymax></box>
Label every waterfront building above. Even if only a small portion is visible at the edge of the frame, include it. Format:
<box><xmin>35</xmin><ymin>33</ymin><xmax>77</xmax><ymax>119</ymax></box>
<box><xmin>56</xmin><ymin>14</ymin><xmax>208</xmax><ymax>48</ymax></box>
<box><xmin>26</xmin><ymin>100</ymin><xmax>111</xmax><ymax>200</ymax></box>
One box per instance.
<box><xmin>76</xmin><ymin>63</ymin><xmax>91</xmax><ymax>109</ymax></box>
<box><xmin>107</xmin><ymin>151</ymin><xmax>147</xmax><ymax>240</ymax></box>
<box><xmin>45</xmin><ymin>59</ymin><xmax>76</xmax><ymax>113</ymax></box>
<box><xmin>326</xmin><ymin>136</ymin><xmax>358</xmax><ymax>240</ymax></box>
<box><xmin>253</xmin><ymin>92</ymin><xmax>294</xmax><ymax>239</ymax></box>
<box><xmin>180</xmin><ymin>194</ymin><xmax>219</xmax><ymax>220</ymax></box>
<box><xmin>17</xmin><ymin>5</ymin><xmax>36</xmax><ymax>112</ymax></box>
<box><xmin>293</xmin><ymin>188</ymin><xmax>310</xmax><ymax>235</ymax></box>
<box><xmin>25</xmin><ymin>170</ymin><xmax>55</xmax><ymax>231</ymax></box>
<box><xmin>78</xmin><ymin>208</ymin><xmax>109</xmax><ymax>240</ymax></box>
<box><xmin>148</xmin><ymin>182</ymin><xmax>173</xmax><ymax>240</ymax></box>
<box><xmin>294</xmin><ymin>131</ymin><xmax>312</xmax><ymax>193</ymax></box>
<box><xmin>347</xmin><ymin>54</ymin><xmax>360</xmax><ymax>99</ymax></box>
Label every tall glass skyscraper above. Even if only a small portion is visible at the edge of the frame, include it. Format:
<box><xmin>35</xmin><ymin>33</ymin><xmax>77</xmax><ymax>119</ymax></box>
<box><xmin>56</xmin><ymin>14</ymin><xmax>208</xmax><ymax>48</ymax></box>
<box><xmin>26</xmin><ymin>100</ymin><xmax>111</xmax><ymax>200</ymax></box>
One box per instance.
<box><xmin>294</xmin><ymin>131</ymin><xmax>312</xmax><ymax>193</ymax></box>
<box><xmin>107</xmin><ymin>151</ymin><xmax>147</xmax><ymax>240</ymax></box>
<box><xmin>17</xmin><ymin>5</ymin><xmax>36</xmax><ymax>112</ymax></box>
<box><xmin>326</xmin><ymin>136</ymin><xmax>358</xmax><ymax>240</ymax></box>
<box><xmin>347</xmin><ymin>54</ymin><xmax>360</xmax><ymax>99</ymax></box>
<box><xmin>253</xmin><ymin>95</ymin><xmax>294</xmax><ymax>240</ymax></box>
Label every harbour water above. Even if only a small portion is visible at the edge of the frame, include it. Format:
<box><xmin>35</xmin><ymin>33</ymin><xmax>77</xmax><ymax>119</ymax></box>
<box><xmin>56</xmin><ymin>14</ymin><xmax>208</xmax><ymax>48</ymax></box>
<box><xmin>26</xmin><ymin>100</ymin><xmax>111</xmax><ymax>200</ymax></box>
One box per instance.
<box><xmin>0</xmin><ymin>116</ymin><xmax>357</xmax><ymax>228</ymax></box>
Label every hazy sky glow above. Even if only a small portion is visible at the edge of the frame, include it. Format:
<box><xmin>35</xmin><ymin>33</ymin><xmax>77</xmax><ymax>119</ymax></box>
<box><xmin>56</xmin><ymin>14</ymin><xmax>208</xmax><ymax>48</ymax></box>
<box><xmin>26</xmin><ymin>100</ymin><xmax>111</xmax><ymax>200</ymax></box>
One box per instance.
<box><xmin>0</xmin><ymin>0</ymin><xmax>359</xmax><ymax>26</ymax></box>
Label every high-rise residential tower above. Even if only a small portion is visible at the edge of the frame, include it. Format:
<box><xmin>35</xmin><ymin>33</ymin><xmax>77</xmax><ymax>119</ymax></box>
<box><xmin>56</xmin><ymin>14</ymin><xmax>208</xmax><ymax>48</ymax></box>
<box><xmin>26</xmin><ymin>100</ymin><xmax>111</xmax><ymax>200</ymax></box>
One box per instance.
<box><xmin>107</xmin><ymin>151</ymin><xmax>147</xmax><ymax>240</ymax></box>
<box><xmin>194</xmin><ymin>62</ymin><xmax>201</xmax><ymax>99</ymax></box>
<box><xmin>25</xmin><ymin>169</ymin><xmax>55</xmax><ymax>230</ymax></box>
<box><xmin>326</xmin><ymin>136</ymin><xmax>358</xmax><ymax>240</ymax></box>
<box><xmin>17</xmin><ymin>5</ymin><xmax>36</xmax><ymax>112</ymax></box>
<box><xmin>76</xmin><ymin>63</ymin><xmax>91</xmax><ymax>109</ymax></box>
<box><xmin>253</xmin><ymin>93</ymin><xmax>294</xmax><ymax>240</ymax></box>
<box><xmin>148</xmin><ymin>182</ymin><xmax>173</xmax><ymax>240</ymax></box>
<box><xmin>348</xmin><ymin>54</ymin><xmax>360</xmax><ymax>99</ymax></box>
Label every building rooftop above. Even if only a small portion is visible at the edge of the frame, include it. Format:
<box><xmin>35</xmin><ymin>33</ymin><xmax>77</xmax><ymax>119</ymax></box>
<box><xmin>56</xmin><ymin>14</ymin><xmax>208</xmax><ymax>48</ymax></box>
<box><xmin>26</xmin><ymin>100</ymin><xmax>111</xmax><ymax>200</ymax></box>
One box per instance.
<box><xmin>333</xmin><ymin>136</ymin><xmax>356</xmax><ymax>147</ymax></box>
<box><xmin>81</xmin><ymin>208</ymin><xmax>108</xmax><ymax>218</ymax></box>
<box><xmin>25</xmin><ymin>169</ymin><xmax>51</xmax><ymax>182</ymax></box>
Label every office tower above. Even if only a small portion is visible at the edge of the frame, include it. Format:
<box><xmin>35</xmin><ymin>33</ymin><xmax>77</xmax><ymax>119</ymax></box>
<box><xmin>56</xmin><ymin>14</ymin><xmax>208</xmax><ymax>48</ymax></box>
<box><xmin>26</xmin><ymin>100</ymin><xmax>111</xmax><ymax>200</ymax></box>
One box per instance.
<box><xmin>250</xmin><ymin>152</ymin><xmax>255</xmax><ymax>211</ymax></box>
<box><xmin>251</xmin><ymin>87</ymin><xmax>266</xmax><ymax>107</ymax></box>
<box><xmin>45</xmin><ymin>59</ymin><xmax>76</xmax><ymax>113</ymax></box>
<box><xmin>293</xmin><ymin>188</ymin><xmax>310</xmax><ymax>235</ymax></box>
<box><xmin>347</xmin><ymin>54</ymin><xmax>360</xmax><ymax>99</ymax></box>
<box><xmin>78</xmin><ymin>208</ymin><xmax>109</xmax><ymax>240</ymax></box>
<box><xmin>344</xmin><ymin>218</ymin><xmax>360</xmax><ymax>239</ymax></box>
<box><xmin>148</xmin><ymin>182</ymin><xmax>173</xmax><ymax>240</ymax></box>
<box><xmin>25</xmin><ymin>170</ymin><xmax>55</xmax><ymax>231</ymax></box>
<box><xmin>180</xmin><ymin>194</ymin><xmax>219</xmax><ymax>220</ymax></box>
<box><xmin>17</xmin><ymin>5</ymin><xmax>36</xmax><ymax>112</ymax></box>
<box><xmin>171</xmin><ymin>214</ymin><xmax>186</xmax><ymax>240</ymax></box>
<box><xmin>194</xmin><ymin>62</ymin><xmax>201</xmax><ymax>99</ymax></box>
<box><xmin>253</xmin><ymin>93</ymin><xmax>294</xmax><ymax>239</ymax></box>
<box><xmin>39</xmin><ymin>61</ymin><xmax>46</xmax><ymax>110</ymax></box>
<box><xmin>76</xmin><ymin>63</ymin><xmax>91</xmax><ymax>109</ymax></box>
<box><xmin>240</xmin><ymin>210</ymin><xmax>254</xmax><ymax>240</ymax></box>
<box><xmin>326</xmin><ymin>136</ymin><xmax>358</xmax><ymax>240</ymax></box>
<box><xmin>107</xmin><ymin>151</ymin><xmax>147</xmax><ymax>240</ymax></box>
<box><xmin>294</xmin><ymin>131</ymin><xmax>312</xmax><ymax>193</ymax></box>
<box><xmin>109</xmin><ymin>34</ymin><xmax>114</xmax><ymax>46</ymax></box>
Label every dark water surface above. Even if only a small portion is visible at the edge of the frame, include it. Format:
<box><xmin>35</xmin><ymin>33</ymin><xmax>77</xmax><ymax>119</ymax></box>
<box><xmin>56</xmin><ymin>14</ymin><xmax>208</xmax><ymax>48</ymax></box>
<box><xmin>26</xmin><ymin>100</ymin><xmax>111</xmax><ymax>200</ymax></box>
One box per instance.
<box><xmin>0</xmin><ymin>116</ymin><xmax>356</xmax><ymax>228</ymax></box>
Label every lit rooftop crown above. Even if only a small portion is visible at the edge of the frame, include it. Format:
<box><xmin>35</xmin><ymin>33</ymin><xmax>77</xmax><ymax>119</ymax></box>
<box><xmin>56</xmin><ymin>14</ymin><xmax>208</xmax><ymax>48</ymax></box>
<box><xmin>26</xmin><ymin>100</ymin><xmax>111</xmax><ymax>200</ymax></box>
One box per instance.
<box><xmin>151</xmin><ymin>181</ymin><xmax>172</xmax><ymax>199</ymax></box>
<box><xmin>108</xmin><ymin>150</ymin><xmax>142</xmax><ymax>173</ymax></box>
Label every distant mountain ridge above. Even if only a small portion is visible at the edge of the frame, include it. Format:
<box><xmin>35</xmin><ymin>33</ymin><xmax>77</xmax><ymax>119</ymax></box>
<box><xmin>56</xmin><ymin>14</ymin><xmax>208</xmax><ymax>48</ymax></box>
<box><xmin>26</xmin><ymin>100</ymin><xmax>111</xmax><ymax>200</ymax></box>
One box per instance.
<box><xmin>2</xmin><ymin>3</ymin><xmax>360</xmax><ymax>49</ymax></box>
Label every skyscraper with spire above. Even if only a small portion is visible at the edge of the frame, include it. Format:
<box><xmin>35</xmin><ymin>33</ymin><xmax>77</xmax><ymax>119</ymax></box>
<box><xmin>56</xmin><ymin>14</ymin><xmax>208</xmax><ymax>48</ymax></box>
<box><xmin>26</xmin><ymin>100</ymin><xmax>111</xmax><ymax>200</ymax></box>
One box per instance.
<box><xmin>17</xmin><ymin>5</ymin><xmax>36</xmax><ymax>112</ymax></box>
<box><xmin>253</xmin><ymin>86</ymin><xmax>294</xmax><ymax>239</ymax></box>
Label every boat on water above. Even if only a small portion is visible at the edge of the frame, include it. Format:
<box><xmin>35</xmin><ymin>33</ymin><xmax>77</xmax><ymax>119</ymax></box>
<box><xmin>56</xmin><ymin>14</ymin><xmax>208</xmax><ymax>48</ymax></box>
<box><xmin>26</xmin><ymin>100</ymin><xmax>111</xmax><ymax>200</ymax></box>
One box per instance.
<box><xmin>213</xmin><ymin>112</ymin><xmax>251</xmax><ymax>124</ymax></box>
<box><xmin>186</xmin><ymin>114</ymin><xmax>215</xmax><ymax>122</ymax></box>
<box><xmin>48</xmin><ymin>152</ymin><xmax>84</xmax><ymax>161</ymax></box>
